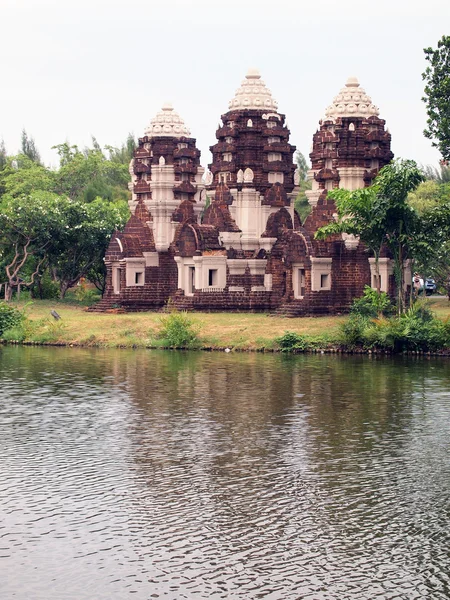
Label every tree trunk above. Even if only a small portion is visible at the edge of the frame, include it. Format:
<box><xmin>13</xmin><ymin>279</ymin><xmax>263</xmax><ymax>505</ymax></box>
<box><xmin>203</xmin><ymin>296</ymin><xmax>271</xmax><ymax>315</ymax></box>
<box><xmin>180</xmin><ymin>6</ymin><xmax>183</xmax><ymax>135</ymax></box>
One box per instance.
<box><xmin>4</xmin><ymin>283</ymin><xmax>13</xmax><ymax>302</ymax></box>
<box><xmin>59</xmin><ymin>281</ymin><xmax>70</xmax><ymax>300</ymax></box>
<box><xmin>374</xmin><ymin>255</ymin><xmax>381</xmax><ymax>297</ymax></box>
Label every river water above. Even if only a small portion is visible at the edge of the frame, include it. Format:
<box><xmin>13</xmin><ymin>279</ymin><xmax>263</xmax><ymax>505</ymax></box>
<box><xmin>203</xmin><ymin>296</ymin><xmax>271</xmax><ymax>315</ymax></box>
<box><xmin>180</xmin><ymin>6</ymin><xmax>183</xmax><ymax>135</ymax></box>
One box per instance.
<box><xmin>1</xmin><ymin>346</ymin><xmax>450</xmax><ymax>599</ymax></box>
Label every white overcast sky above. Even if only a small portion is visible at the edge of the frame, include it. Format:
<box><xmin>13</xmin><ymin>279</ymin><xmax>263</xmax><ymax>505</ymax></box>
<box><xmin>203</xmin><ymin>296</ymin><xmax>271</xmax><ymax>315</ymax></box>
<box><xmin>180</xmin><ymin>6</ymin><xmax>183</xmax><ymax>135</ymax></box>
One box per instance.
<box><xmin>1</xmin><ymin>0</ymin><xmax>449</xmax><ymax>169</ymax></box>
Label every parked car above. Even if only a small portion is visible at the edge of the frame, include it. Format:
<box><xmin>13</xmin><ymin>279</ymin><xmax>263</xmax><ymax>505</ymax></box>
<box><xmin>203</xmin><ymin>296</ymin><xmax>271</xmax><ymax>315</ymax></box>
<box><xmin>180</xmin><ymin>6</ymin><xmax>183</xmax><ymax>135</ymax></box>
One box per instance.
<box><xmin>425</xmin><ymin>277</ymin><xmax>437</xmax><ymax>295</ymax></box>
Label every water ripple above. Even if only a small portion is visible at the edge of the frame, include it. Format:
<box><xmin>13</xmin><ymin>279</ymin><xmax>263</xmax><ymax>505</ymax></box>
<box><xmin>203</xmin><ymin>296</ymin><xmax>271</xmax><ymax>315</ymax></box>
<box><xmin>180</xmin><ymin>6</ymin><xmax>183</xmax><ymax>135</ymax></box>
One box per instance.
<box><xmin>1</xmin><ymin>348</ymin><xmax>450</xmax><ymax>598</ymax></box>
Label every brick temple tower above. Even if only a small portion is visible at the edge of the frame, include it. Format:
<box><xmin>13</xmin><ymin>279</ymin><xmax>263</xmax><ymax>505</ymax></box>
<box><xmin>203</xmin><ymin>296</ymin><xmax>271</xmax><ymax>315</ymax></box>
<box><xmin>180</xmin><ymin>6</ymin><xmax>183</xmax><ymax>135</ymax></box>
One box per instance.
<box><xmin>306</xmin><ymin>76</ymin><xmax>393</xmax><ymax>207</ymax></box>
<box><xmin>301</xmin><ymin>76</ymin><xmax>396</xmax><ymax>297</ymax></box>
<box><xmin>100</xmin><ymin>104</ymin><xmax>206</xmax><ymax>310</ymax></box>
<box><xmin>207</xmin><ymin>69</ymin><xmax>298</xmax><ymax>250</ymax></box>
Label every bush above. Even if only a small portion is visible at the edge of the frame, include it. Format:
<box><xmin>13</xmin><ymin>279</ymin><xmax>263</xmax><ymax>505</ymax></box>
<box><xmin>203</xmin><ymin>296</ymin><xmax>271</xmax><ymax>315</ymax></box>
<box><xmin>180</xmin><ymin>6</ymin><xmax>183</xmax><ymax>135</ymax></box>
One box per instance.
<box><xmin>275</xmin><ymin>331</ymin><xmax>310</xmax><ymax>352</ymax></box>
<box><xmin>30</xmin><ymin>272</ymin><xmax>59</xmax><ymax>300</ymax></box>
<box><xmin>156</xmin><ymin>311</ymin><xmax>200</xmax><ymax>348</ymax></box>
<box><xmin>340</xmin><ymin>300</ymin><xmax>450</xmax><ymax>352</ymax></box>
<box><xmin>350</xmin><ymin>286</ymin><xmax>393</xmax><ymax>318</ymax></box>
<box><xmin>339</xmin><ymin>314</ymin><xmax>371</xmax><ymax>348</ymax></box>
<box><xmin>0</xmin><ymin>302</ymin><xmax>24</xmax><ymax>336</ymax></box>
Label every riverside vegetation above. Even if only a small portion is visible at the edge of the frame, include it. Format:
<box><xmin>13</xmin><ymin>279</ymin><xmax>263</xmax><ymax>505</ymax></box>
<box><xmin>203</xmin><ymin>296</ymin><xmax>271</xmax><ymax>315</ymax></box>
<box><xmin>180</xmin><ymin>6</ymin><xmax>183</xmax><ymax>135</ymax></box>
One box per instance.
<box><xmin>1</xmin><ymin>290</ymin><xmax>450</xmax><ymax>354</ymax></box>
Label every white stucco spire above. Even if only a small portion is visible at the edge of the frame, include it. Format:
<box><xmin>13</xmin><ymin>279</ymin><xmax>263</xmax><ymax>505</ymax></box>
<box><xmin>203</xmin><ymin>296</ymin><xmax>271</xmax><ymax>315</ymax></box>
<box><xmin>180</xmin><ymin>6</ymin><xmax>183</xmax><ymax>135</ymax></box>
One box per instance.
<box><xmin>228</xmin><ymin>69</ymin><xmax>278</xmax><ymax>111</ymax></box>
<box><xmin>145</xmin><ymin>103</ymin><xmax>191</xmax><ymax>138</ymax></box>
<box><xmin>324</xmin><ymin>77</ymin><xmax>379</xmax><ymax>121</ymax></box>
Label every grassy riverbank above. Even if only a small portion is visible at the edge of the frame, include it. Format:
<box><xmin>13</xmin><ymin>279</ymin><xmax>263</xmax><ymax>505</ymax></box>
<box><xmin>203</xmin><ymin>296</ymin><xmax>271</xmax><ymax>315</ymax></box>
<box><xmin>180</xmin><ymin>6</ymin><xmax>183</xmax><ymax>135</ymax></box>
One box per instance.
<box><xmin>1</xmin><ymin>296</ymin><xmax>450</xmax><ymax>352</ymax></box>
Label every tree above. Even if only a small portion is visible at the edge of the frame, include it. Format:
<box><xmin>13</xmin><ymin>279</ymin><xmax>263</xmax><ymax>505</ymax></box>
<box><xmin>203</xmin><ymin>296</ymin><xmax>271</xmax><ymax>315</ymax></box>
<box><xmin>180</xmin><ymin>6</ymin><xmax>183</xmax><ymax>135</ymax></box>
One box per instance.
<box><xmin>105</xmin><ymin>133</ymin><xmax>137</xmax><ymax>165</ymax></box>
<box><xmin>0</xmin><ymin>192</ymin><xmax>66</xmax><ymax>300</ymax></box>
<box><xmin>294</xmin><ymin>150</ymin><xmax>312</xmax><ymax>222</ymax></box>
<box><xmin>316</xmin><ymin>159</ymin><xmax>425</xmax><ymax>312</ymax></box>
<box><xmin>0</xmin><ymin>140</ymin><xmax>7</xmax><ymax>171</ymax></box>
<box><xmin>422</xmin><ymin>35</ymin><xmax>450</xmax><ymax>161</ymax></box>
<box><xmin>0</xmin><ymin>154</ymin><xmax>54</xmax><ymax>200</ymax></box>
<box><xmin>315</xmin><ymin>187</ymin><xmax>389</xmax><ymax>296</ymax></box>
<box><xmin>46</xmin><ymin>197</ymin><xmax>129</xmax><ymax>297</ymax></box>
<box><xmin>20</xmin><ymin>129</ymin><xmax>41</xmax><ymax>164</ymax></box>
<box><xmin>408</xmin><ymin>170</ymin><xmax>450</xmax><ymax>294</ymax></box>
<box><xmin>52</xmin><ymin>142</ymin><xmax>129</xmax><ymax>203</ymax></box>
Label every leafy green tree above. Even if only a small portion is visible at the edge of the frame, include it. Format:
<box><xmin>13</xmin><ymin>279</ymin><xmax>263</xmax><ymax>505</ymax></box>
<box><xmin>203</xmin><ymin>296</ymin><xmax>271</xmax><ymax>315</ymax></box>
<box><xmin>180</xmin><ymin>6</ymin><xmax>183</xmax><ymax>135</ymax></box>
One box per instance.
<box><xmin>105</xmin><ymin>133</ymin><xmax>137</xmax><ymax>165</ymax></box>
<box><xmin>316</xmin><ymin>159</ymin><xmax>425</xmax><ymax>312</ymax></box>
<box><xmin>0</xmin><ymin>140</ymin><xmax>8</xmax><ymax>198</ymax></box>
<box><xmin>294</xmin><ymin>150</ymin><xmax>312</xmax><ymax>222</ymax></box>
<box><xmin>370</xmin><ymin>160</ymin><xmax>425</xmax><ymax>311</ymax></box>
<box><xmin>47</xmin><ymin>197</ymin><xmax>129</xmax><ymax>297</ymax></box>
<box><xmin>422</xmin><ymin>162</ymin><xmax>450</xmax><ymax>184</ymax></box>
<box><xmin>315</xmin><ymin>187</ymin><xmax>388</xmax><ymax>296</ymax></box>
<box><xmin>0</xmin><ymin>140</ymin><xmax>7</xmax><ymax>171</ymax></box>
<box><xmin>52</xmin><ymin>143</ymin><xmax>129</xmax><ymax>203</ymax></box>
<box><xmin>20</xmin><ymin>129</ymin><xmax>41</xmax><ymax>164</ymax></box>
<box><xmin>0</xmin><ymin>191</ymin><xmax>65</xmax><ymax>300</ymax></box>
<box><xmin>0</xmin><ymin>154</ymin><xmax>54</xmax><ymax>200</ymax></box>
<box><xmin>295</xmin><ymin>150</ymin><xmax>309</xmax><ymax>181</ymax></box>
<box><xmin>422</xmin><ymin>35</ymin><xmax>450</xmax><ymax>161</ymax></box>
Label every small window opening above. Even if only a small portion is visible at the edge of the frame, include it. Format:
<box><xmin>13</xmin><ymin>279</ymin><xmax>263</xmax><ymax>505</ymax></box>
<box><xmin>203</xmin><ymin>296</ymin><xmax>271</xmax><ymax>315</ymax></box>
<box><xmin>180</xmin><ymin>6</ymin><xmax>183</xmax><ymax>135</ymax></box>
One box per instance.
<box><xmin>188</xmin><ymin>267</ymin><xmax>195</xmax><ymax>294</ymax></box>
<box><xmin>135</xmin><ymin>272</ymin><xmax>143</xmax><ymax>285</ymax></box>
<box><xmin>320</xmin><ymin>274</ymin><xmax>329</xmax><ymax>288</ymax></box>
<box><xmin>299</xmin><ymin>269</ymin><xmax>305</xmax><ymax>298</ymax></box>
<box><xmin>208</xmin><ymin>269</ymin><xmax>218</xmax><ymax>286</ymax></box>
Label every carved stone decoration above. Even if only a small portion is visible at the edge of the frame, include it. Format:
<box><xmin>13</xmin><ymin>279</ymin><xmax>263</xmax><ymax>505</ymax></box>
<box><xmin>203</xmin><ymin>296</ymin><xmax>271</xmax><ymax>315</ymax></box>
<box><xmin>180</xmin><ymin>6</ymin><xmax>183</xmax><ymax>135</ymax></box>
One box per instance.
<box><xmin>159</xmin><ymin>155</ymin><xmax>165</xmax><ymax>166</ymax></box>
<box><xmin>294</xmin><ymin>168</ymin><xmax>300</xmax><ymax>186</ymax></box>
<box><xmin>243</xmin><ymin>167</ymin><xmax>254</xmax><ymax>183</ymax></box>
<box><xmin>342</xmin><ymin>233</ymin><xmax>360</xmax><ymax>250</ymax></box>
<box><xmin>145</xmin><ymin>103</ymin><xmax>191</xmax><ymax>138</ymax></box>
<box><xmin>229</xmin><ymin>68</ymin><xmax>278</xmax><ymax>111</ymax></box>
<box><xmin>324</xmin><ymin>77</ymin><xmax>379</xmax><ymax>121</ymax></box>
<box><xmin>236</xmin><ymin>169</ymin><xmax>244</xmax><ymax>183</ymax></box>
<box><xmin>247</xmin><ymin>119</ymin><xmax>253</xmax><ymax>127</ymax></box>
<box><xmin>204</xmin><ymin>169</ymin><xmax>213</xmax><ymax>186</ymax></box>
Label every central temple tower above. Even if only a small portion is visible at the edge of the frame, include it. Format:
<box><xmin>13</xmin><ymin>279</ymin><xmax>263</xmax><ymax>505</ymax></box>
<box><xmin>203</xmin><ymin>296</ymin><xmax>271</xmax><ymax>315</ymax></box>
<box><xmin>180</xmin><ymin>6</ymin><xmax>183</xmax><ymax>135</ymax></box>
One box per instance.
<box><xmin>207</xmin><ymin>69</ymin><xmax>297</xmax><ymax>250</ymax></box>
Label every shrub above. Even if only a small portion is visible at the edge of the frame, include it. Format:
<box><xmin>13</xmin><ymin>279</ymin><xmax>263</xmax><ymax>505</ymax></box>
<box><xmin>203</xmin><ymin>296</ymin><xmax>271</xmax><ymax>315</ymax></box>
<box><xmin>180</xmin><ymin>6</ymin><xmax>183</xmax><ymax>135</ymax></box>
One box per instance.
<box><xmin>350</xmin><ymin>286</ymin><xmax>393</xmax><ymax>318</ymax></box>
<box><xmin>341</xmin><ymin>300</ymin><xmax>450</xmax><ymax>353</ymax></box>
<box><xmin>156</xmin><ymin>311</ymin><xmax>200</xmax><ymax>348</ymax></box>
<box><xmin>275</xmin><ymin>331</ymin><xmax>310</xmax><ymax>352</ymax></box>
<box><xmin>0</xmin><ymin>302</ymin><xmax>24</xmax><ymax>336</ymax></box>
<box><xmin>30</xmin><ymin>272</ymin><xmax>59</xmax><ymax>300</ymax></box>
<box><xmin>339</xmin><ymin>314</ymin><xmax>371</xmax><ymax>349</ymax></box>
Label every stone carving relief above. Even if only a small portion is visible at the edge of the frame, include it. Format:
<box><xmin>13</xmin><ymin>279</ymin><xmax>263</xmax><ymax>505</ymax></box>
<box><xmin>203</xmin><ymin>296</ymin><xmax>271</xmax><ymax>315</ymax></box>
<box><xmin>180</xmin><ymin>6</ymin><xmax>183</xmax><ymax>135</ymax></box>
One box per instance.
<box><xmin>243</xmin><ymin>168</ymin><xmax>254</xmax><ymax>183</ymax></box>
<box><xmin>237</xmin><ymin>169</ymin><xmax>244</xmax><ymax>183</ymax></box>
<box><xmin>203</xmin><ymin>169</ymin><xmax>213</xmax><ymax>186</ymax></box>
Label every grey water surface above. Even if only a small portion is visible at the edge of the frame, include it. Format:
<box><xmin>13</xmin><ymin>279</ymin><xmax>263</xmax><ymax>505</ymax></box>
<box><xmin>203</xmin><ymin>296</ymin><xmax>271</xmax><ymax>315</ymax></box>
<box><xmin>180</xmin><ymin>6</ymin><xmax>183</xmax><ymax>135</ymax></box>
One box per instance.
<box><xmin>1</xmin><ymin>346</ymin><xmax>450</xmax><ymax>599</ymax></box>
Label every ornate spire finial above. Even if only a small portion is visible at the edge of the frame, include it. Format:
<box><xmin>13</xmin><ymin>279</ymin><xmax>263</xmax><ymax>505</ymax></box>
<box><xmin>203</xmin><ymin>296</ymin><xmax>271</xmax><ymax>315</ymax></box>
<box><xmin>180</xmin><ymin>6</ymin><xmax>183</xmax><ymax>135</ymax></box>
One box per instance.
<box><xmin>228</xmin><ymin>69</ymin><xmax>278</xmax><ymax>111</ymax></box>
<box><xmin>145</xmin><ymin>104</ymin><xmax>191</xmax><ymax>138</ymax></box>
<box><xmin>324</xmin><ymin>77</ymin><xmax>379</xmax><ymax>121</ymax></box>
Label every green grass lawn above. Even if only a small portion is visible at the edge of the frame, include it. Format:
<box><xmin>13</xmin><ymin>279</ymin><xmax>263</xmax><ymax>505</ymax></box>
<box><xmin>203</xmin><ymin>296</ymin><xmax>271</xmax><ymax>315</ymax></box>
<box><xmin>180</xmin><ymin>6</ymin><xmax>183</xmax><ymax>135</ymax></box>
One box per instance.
<box><xmin>3</xmin><ymin>295</ymin><xmax>450</xmax><ymax>351</ymax></box>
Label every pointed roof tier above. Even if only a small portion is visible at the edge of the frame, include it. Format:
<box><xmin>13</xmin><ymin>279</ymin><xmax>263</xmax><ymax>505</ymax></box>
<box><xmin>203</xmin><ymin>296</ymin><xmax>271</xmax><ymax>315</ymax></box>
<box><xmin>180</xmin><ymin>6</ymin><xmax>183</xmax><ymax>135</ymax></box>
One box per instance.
<box><xmin>324</xmin><ymin>77</ymin><xmax>379</xmax><ymax>121</ymax></box>
<box><xmin>228</xmin><ymin>68</ymin><xmax>278</xmax><ymax>111</ymax></box>
<box><xmin>145</xmin><ymin>103</ymin><xmax>191</xmax><ymax>138</ymax></box>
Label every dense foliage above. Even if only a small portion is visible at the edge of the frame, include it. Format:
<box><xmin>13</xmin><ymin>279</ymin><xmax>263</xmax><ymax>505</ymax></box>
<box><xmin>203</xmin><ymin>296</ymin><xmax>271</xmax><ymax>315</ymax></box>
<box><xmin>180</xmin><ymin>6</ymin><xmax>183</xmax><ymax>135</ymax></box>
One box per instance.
<box><xmin>422</xmin><ymin>35</ymin><xmax>450</xmax><ymax>161</ymax></box>
<box><xmin>0</xmin><ymin>133</ymin><xmax>132</xmax><ymax>300</ymax></box>
<box><xmin>0</xmin><ymin>302</ymin><xmax>24</xmax><ymax>336</ymax></box>
<box><xmin>156</xmin><ymin>311</ymin><xmax>201</xmax><ymax>348</ymax></box>
<box><xmin>294</xmin><ymin>150</ymin><xmax>312</xmax><ymax>222</ymax></box>
<box><xmin>315</xmin><ymin>159</ymin><xmax>450</xmax><ymax>311</ymax></box>
<box><xmin>340</xmin><ymin>300</ymin><xmax>450</xmax><ymax>353</ymax></box>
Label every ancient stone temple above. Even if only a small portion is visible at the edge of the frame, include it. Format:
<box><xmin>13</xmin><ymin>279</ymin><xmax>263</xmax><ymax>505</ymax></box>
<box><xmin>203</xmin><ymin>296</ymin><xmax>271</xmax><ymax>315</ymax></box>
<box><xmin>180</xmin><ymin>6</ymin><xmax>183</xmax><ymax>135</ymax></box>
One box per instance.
<box><xmin>98</xmin><ymin>72</ymin><xmax>395</xmax><ymax>314</ymax></box>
